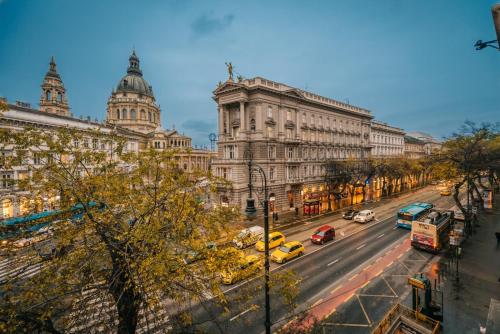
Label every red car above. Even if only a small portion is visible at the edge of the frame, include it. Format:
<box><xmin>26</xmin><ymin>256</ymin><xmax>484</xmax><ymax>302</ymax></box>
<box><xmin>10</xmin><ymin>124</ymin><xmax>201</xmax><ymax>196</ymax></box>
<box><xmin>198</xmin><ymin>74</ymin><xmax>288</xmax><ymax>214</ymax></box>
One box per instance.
<box><xmin>310</xmin><ymin>225</ymin><xmax>336</xmax><ymax>245</ymax></box>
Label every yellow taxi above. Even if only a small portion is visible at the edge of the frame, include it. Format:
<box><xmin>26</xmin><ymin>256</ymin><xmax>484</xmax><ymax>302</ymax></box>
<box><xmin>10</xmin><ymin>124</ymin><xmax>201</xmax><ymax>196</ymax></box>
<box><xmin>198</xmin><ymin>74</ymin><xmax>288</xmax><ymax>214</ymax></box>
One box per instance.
<box><xmin>440</xmin><ymin>188</ymin><xmax>452</xmax><ymax>196</ymax></box>
<box><xmin>221</xmin><ymin>254</ymin><xmax>262</xmax><ymax>285</ymax></box>
<box><xmin>271</xmin><ymin>241</ymin><xmax>305</xmax><ymax>264</ymax></box>
<box><xmin>255</xmin><ymin>231</ymin><xmax>285</xmax><ymax>252</ymax></box>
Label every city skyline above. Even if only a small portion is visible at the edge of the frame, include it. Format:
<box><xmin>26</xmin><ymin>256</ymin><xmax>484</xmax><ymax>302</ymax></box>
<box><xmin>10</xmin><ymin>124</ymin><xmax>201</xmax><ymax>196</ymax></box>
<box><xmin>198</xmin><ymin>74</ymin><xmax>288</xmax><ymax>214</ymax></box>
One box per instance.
<box><xmin>1</xmin><ymin>0</ymin><xmax>499</xmax><ymax>146</ymax></box>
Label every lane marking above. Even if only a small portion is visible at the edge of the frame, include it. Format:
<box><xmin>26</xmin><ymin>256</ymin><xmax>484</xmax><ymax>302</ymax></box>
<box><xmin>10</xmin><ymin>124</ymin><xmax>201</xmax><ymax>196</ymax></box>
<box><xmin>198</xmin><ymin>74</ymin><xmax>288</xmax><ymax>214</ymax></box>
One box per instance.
<box><xmin>374</xmin><ymin>270</ymin><xmax>383</xmax><ymax>277</ymax></box>
<box><xmin>348</xmin><ymin>273</ymin><xmax>358</xmax><ymax>281</ymax></box>
<box><xmin>376</xmin><ymin>233</ymin><xmax>385</xmax><ymax>239</ymax></box>
<box><xmin>331</xmin><ymin>285</ymin><xmax>342</xmax><ymax>295</ymax></box>
<box><xmin>326</xmin><ymin>308</ymin><xmax>336</xmax><ymax>317</ymax></box>
<box><xmin>311</xmin><ymin>298</ymin><xmax>323</xmax><ymax>308</ymax></box>
<box><xmin>229</xmin><ymin>306</ymin><xmax>256</xmax><ymax>322</ymax></box>
<box><xmin>392</xmin><ymin>226</ymin><xmax>398</xmax><ymax>230</ymax></box>
<box><xmin>344</xmin><ymin>293</ymin><xmax>355</xmax><ymax>302</ymax></box>
<box><xmin>375</xmin><ymin>257</ymin><xmax>382</xmax><ymax>263</ymax></box>
<box><xmin>360</xmin><ymin>280</ymin><xmax>371</xmax><ymax>289</ymax></box>
<box><xmin>397</xmin><ymin>253</ymin><xmax>403</xmax><ymax>259</ymax></box>
<box><xmin>356</xmin><ymin>243</ymin><xmax>366</xmax><ymax>250</ymax></box>
<box><xmin>327</xmin><ymin>258</ymin><xmax>341</xmax><ymax>267</ymax></box>
<box><xmin>358</xmin><ymin>295</ymin><xmax>372</xmax><ymax>325</ymax></box>
<box><xmin>364</xmin><ymin>264</ymin><xmax>372</xmax><ymax>270</ymax></box>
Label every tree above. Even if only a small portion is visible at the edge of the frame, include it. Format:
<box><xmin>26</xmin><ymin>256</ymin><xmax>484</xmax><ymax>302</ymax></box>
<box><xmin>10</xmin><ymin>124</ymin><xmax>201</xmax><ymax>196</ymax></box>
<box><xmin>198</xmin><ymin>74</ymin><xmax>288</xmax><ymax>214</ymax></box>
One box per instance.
<box><xmin>430</xmin><ymin>122</ymin><xmax>500</xmax><ymax>233</ymax></box>
<box><xmin>0</xmin><ymin>127</ymin><xmax>299</xmax><ymax>333</ymax></box>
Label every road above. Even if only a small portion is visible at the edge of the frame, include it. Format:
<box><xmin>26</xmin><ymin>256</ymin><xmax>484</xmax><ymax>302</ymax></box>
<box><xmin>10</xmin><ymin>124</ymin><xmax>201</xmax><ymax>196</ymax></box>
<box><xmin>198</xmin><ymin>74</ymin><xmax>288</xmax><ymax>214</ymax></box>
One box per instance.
<box><xmin>181</xmin><ymin>188</ymin><xmax>456</xmax><ymax>334</ymax></box>
<box><xmin>0</xmin><ymin>186</ymin><xmax>457</xmax><ymax>333</ymax></box>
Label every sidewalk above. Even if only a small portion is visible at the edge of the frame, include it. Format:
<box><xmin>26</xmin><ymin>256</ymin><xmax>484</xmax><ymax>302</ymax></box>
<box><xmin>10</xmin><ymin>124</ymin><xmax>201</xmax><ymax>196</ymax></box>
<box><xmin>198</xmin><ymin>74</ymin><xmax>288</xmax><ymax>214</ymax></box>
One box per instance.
<box><xmin>429</xmin><ymin>194</ymin><xmax>500</xmax><ymax>333</ymax></box>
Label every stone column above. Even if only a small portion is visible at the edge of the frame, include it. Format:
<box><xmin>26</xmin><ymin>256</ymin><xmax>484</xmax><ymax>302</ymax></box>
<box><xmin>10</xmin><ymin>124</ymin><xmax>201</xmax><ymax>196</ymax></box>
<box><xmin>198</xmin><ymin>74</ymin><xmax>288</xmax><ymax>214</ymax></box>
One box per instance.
<box><xmin>218</xmin><ymin>105</ymin><xmax>224</xmax><ymax>136</ymax></box>
<box><xmin>295</xmin><ymin>109</ymin><xmax>301</xmax><ymax>139</ymax></box>
<box><xmin>239</xmin><ymin>101</ymin><xmax>245</xmax><ymax>136</ymax></box>
<box><xmin>256</xmin><ymin>103</ymin><xmax>263</xmax><ymax>133</ymax></box>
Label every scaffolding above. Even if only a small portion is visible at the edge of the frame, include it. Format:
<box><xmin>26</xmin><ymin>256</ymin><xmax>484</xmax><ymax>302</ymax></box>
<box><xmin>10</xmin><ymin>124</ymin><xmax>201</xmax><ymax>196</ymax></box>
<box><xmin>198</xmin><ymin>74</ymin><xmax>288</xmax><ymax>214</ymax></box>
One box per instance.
<box><xmin>371</xmin><ymin>303</ymin><xmax>441</xmax><ymax>334</ymax></box>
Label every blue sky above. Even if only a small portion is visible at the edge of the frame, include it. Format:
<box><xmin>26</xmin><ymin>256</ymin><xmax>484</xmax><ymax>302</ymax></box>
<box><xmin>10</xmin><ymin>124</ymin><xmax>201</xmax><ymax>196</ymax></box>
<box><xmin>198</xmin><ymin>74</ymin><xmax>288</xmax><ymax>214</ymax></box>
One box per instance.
<box><xmin>0</xmin><ymin>0</ymin><xmax>499</xmax><ymax>146</ymax></box>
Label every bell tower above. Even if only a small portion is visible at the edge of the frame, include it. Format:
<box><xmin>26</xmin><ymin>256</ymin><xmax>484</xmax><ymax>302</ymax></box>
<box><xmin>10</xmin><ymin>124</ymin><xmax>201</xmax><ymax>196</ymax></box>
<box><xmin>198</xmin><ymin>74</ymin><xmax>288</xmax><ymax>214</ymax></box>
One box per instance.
<box><xmin>40</xmin><ymin>56</ymin><xmax>70</xmax><ymax>116</ymax></box>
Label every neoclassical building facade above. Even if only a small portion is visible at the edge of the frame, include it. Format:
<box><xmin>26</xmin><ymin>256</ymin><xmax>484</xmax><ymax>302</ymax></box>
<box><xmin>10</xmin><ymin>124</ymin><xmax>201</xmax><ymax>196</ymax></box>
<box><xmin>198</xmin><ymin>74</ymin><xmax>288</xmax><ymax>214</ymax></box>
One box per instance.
<box><xmin>370</xmin><ymin>120</ymin><xmax>405</xmax><ymax>157</ymax></box>
<box><xmin>0</xmin><ymin>53</ymin><xmax>212</xmax><ymax>220</ymax></box>
<box><xmin>211</xmin><ymin>75</ymin><xmax>373</xmax><ymax>214</ymax></box>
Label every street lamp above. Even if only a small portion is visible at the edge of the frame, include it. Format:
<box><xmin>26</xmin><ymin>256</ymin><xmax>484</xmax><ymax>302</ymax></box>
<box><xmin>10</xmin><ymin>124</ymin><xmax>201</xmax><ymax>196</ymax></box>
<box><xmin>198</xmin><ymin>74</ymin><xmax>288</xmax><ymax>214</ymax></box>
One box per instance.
<box><xmin>474</xmin><ymin>4</ymin><xmax>500</xmax><ymax>51</ymax></box>
<box><xmin>244</xmin><ymin>145</ymin><xmax>271</xmax><ymax>334</ymax></box>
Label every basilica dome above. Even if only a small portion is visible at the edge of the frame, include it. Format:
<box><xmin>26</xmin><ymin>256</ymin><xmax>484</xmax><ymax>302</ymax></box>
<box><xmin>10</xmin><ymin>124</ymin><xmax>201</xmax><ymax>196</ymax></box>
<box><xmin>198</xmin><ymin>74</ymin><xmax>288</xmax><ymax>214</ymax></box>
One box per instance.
<box><xmin>115</xmin><ymin>51</ymin><xmax>155</xmax><ymax>98</ymax></box>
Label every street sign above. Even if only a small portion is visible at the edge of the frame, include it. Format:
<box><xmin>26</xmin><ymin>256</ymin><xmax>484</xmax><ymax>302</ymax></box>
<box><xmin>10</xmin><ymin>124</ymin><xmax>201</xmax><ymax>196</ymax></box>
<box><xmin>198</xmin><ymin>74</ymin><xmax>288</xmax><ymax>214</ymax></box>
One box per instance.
<box><xmin>408</xmin><ymin>277</ymin><xmax>426</xmax><ymax>289</ymax></box>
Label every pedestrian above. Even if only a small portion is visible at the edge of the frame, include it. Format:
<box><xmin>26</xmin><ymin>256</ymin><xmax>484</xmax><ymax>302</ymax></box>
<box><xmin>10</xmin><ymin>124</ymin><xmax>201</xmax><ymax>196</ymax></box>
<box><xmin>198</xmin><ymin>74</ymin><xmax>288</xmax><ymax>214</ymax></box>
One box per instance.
<box><xmin>295</xmin><ymin>207</ymin><xmax>299</xmax><ymax>215</ymax></box>
<box><xmin>275</xmin><ymin>212</ymin><xmax>279</xmax><ymax>221</ymax></box>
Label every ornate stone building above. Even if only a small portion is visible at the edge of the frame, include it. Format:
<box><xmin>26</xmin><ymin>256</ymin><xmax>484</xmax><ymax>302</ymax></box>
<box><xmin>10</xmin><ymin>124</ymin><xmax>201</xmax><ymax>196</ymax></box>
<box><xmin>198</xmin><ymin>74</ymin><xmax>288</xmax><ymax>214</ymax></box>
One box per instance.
<box><xmin>0</xmin><ymin>53</ymin><xmax>212</xmax><ymax>220</ymax></box>
<box><xmin>404</xmin><ymin>135</ymin><xmax>426</xmax><ymax>159</ymax></box>
<box><xmin>211</xmin><ymin>75</ymin><xmax>373</xmax><ymax>215</ymax></box>
<box><xmin>370</xmin><ymin>120</ymin><xmax>405</xmax><ymax>157</ymax></box>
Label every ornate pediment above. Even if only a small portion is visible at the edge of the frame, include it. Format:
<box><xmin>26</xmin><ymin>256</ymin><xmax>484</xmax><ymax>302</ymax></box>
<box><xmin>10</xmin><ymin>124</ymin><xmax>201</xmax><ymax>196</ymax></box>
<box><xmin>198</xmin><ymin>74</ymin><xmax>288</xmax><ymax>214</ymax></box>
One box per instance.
<box><xmin>282</xmin><ymin>88</ymin><xmax>305</xmax><ymax>99</ymax></box>
<box><xmin>213</xmin><ymin>81</ymin><xmax>243</xmax><ymax>95</ymax></box>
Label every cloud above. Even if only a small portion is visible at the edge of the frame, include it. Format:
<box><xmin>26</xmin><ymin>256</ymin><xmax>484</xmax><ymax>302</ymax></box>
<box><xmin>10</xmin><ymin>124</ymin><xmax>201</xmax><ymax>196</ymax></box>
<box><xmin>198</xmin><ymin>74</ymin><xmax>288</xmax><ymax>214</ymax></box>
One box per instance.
<box><xmin>182</xmin><ymin>119</ymin><xmax>216</xmax><ymax>134</ymax></box>
<box><xmin>191</xmin><ymin>13</ymin><xmax>234</xmax><ymax>38</ymax></box>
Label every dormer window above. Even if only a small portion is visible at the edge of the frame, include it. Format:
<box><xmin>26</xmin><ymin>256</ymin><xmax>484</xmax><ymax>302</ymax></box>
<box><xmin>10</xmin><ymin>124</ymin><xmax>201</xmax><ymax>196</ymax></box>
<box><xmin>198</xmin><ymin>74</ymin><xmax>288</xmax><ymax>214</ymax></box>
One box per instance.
<box><xmin>46</xmin><ymin>90</ymin><xmax>52</xmax><ymax>101</ymax></box>
<box><xmin>123</xmin><ymin>79</ymin><xmax>128</xmax><ymax>87</ymax></box>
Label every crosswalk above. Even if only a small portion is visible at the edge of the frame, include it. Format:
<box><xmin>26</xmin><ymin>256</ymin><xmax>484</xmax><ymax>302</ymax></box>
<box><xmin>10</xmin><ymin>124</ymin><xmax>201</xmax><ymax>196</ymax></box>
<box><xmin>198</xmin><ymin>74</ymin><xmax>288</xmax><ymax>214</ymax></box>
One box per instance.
<box><xmin>0</xmin><ymin>252</ymin><xmax>46</xmax><ymax>284</ymax></box>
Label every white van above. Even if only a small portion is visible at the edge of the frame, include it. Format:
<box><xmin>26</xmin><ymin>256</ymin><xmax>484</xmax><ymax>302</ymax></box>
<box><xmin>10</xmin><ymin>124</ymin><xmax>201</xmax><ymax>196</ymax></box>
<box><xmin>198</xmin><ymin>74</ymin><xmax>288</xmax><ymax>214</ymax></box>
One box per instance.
<box><xmin>233</xmin><ymin>226</ymin><xmax>264</xmax><ymax>249</ymax></box>
<box><xmin>354</xmin><ymin>210</ymin><xmax>375</xmax><ymax>223</ymax></box>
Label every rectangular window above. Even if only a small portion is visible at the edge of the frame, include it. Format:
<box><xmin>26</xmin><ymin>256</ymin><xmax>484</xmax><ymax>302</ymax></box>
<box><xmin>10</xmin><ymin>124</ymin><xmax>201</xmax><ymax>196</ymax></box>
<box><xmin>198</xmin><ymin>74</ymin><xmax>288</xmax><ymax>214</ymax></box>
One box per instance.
<box><xmin>268</xmin><ymin>145</ymin><xmax>276</xmax><ymax>159</ymax></box>
<box><xmin>269</xmin><ymin>167</ymin><xmax>275</xmax><ymax>180</ymax></box>
<box><xmin>287</xmin><ymin>147</ymin><xmax>294</xmax><ymax>159</ymax></box>
<box><xmin>267</xmin><ymin>105</ymin><xmax>273</xmax><ymax>118</ymax></box>
<box><xmin>34</xmin><ymin>153</ymin><xmax>42</xmax><ymax>165</ymax></box>
<box><xmin>92</xmin><ymin>139</ymin><xmax>98</xmax><ymax>149</ymax></box>
<box><xmin>1</xmin><ymin>173</ymin><xmax>12</xmax><ymax>188</ymax></box>
<box><xmin>83</xmin><ymin>139</ymin><xmax>89</xmax><ymax>148</ymax></box>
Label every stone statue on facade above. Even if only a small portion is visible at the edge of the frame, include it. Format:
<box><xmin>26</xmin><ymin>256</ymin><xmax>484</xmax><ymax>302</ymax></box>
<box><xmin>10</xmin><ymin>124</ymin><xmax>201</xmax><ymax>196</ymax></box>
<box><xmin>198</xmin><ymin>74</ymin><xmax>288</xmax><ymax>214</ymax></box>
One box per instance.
<box><xmin>225</xmin><ymin>62</ymin><xmax>233</xmax><ymax>81</ymax></box>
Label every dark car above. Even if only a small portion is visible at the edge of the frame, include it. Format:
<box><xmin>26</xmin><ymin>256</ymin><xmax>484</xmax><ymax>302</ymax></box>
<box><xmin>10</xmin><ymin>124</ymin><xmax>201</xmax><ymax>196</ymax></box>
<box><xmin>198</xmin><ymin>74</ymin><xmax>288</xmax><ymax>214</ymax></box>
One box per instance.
<box><xmin>342</xmin><ymin>209</ymin><xmax>359</xmax><ymax>220</ymax></box>
<box><xmin>310</xmin><ymin>225</ymin><xmax>335</xmax><ymax>245</ymax></box>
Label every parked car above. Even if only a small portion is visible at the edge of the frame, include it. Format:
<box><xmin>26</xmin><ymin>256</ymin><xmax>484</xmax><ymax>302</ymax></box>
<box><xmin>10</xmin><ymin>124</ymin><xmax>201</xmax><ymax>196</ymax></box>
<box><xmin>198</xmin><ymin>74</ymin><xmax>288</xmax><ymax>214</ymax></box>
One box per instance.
<box><xmin>255</xmin><ymin>231</ymin><xmax>285</xmax><ymax>252</ymax></box>
<box><xmin>183</xmin><ymin>242</ymin><xmax>217</xmax><ymax>264</ymax></box>
<box><xmin>220</xmin><ymin>254</ymin><xmax>262</xmax><ymax>285</ymax></box>
<box><xmin>310</xmin><ymin>225</ymin><xmax>335</xmax><ymax>245</ymax></box>
<box><xmin>354</xmin><ymin>210</ymin><xmax>375</xmax><ymax>223</ymax></box>
<box><xmin>233</xmin><ymin>226</ymin><xmax>264</xmax><ymax>249</ymax></box>
<box><xmin>271</xmin><ymin>241</ymin><xmax>304</xmax><ymax>264</ymax></box>
<box><xmin>342</xmin><ymin>209</ymin><xmax>359</xmax><ymax>220</ymax></box>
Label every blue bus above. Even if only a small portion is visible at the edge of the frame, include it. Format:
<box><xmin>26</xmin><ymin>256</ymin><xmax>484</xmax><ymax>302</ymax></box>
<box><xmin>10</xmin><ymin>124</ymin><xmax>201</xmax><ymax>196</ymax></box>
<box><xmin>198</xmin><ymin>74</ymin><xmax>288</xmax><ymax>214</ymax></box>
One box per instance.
<box><xmin>396</xmin><ymin>202</ymin><xmax>433</xmax><ymax>229</ymax></box>
<box><xmin>0</xmin><ymin>202</ymin><xmax>100</xmax><ymax>241</ymax></box>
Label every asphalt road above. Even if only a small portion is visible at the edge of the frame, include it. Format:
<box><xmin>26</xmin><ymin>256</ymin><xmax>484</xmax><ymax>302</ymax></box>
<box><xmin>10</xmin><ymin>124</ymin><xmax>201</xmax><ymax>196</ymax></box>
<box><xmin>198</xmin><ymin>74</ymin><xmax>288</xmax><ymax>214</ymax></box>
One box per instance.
<box><xmin>184</xmin><ymin>190</ymin><xmax>456</xmax><ymax>334</ymax></box>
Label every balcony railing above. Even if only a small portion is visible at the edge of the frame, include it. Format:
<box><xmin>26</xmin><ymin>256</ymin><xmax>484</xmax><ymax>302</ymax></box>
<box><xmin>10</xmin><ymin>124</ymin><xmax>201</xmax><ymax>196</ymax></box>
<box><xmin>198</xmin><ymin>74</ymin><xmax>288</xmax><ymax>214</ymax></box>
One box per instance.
<box><xmin>286</xmin><ymin>177</ymin><xmax>304</xmax><ymax>184</ymax></box>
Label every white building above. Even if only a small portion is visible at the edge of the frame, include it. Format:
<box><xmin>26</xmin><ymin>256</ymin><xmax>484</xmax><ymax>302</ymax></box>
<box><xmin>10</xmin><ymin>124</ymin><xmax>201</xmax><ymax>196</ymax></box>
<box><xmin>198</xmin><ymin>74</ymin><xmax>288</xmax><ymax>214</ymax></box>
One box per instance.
<box><xmin>370</xmin><ymin>120</ymin><xmax>405</xmax><ymax>157</ymax></box>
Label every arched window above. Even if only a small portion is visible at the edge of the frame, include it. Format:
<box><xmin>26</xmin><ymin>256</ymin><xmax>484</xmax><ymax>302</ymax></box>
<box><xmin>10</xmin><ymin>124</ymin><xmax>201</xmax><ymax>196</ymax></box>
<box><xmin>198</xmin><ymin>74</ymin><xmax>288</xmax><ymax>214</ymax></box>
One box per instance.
<box><xmin>57</xmin><ymin>92</ymin><xmax>63</xmax><ymax>102</ymax></box>
<box><xmin>122</xmin><ymin>109</ymin><xmax>128</xmax><ymax>119</ymax></box>
<box><xmin>140</xmin><ymin>109</ymin><xmax>146</xmax><ymax>120</ymax></box>
<box><xmin>148</xmin><ymin>111</ymin><xmax>152</xmax><ymax>122</ymax></box>
<box><xmin>46</xmin><ymin>90</ymin><xmax>52</xmax><ymax>101</ymax></box>
<box><xmin>152</xmin><ymin>113</ymin><xmax>156</xmax><ymax>123</ymax></box>
<box><xmin>116</xmin><ymin>109</ymin><xmax>120</xmax><ymax>119</ymax></box>
<box><xmin>130</xmin><ymin>109</ymin><xmax>136</xmax><ymax>119</ymax></box>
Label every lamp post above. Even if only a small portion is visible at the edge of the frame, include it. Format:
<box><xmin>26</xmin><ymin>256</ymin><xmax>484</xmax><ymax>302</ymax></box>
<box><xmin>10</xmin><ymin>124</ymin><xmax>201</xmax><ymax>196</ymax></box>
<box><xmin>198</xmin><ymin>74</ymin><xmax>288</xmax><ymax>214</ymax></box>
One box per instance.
<box><xmin>244</xmin><ymin>146</ymin><xmax>271</xmax><ymax>334</ymax></box>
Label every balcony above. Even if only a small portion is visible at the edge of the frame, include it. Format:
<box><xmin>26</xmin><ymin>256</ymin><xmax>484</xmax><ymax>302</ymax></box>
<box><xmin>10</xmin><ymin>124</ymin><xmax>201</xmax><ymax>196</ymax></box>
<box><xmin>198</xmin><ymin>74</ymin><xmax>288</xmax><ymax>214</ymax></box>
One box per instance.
<box><xmin>286</xmin><ymin>177</ymin><xmax>304</xmax><ymax>185</ymax></box>
<box><xmin>286</xmin><ymin>157</ymin><xmax>302</xmax><ymax>163</ymax></box>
